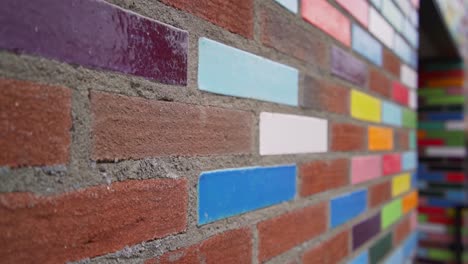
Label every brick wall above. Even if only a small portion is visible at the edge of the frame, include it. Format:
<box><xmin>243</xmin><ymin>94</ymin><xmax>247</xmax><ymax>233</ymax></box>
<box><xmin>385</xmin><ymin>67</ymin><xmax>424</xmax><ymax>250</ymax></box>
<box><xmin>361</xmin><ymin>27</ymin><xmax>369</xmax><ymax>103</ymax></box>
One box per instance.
<box><xmin>0</xmin><ymin>0</ymin><xmax>420</xmax><ymax>263</ymax></box>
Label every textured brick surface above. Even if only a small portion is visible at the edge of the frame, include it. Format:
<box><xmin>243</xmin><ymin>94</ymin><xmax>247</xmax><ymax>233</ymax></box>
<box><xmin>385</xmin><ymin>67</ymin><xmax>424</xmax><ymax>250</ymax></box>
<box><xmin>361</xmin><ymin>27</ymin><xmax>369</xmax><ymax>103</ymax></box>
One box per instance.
<box><xmin>397</xmin><ymin>129</ymin><xmax>410</xmax><ymax>150</ymax></box>
<box><xmin>258</xmin><ymin>203</ymin><xmax>327</xmax><ymax>262</ymax></box>
<box><xmin>261</xmin><ymin>7</ymin><xmax>327</xmax><ymax>66</ymax></box>
<box><xmin>0</xmin><ymin>179</ymin><xmax>188</xmax><ymax>263</ymax></box>
<box><xmin>0</xmin><ymin>79</ymin><xmax>72</xmax><ymax>167</ymax></box>
<box><xmin>302</xmin><ymin>230</ymin><xmax>350</xmax><ymax>264</ymax></box>
<box><xmin>299</xmin><ymin>159</ymin><xmax>349</xmax><ymax>196</ymax></box>
<box><xmin>160</xmin><ymin>0</ymin><xmax>253</xmax><ymax>38</ymax></box>
<box><xmin>91</xmin><ymin>91</ymin><xmax>253</xmax><ymax>160</ymax></box>
<box><xmin>331</xmin><ymin>123</ymin><xmax>366</xmax><ymax>151</ymax></box>
<box><xmin>301</xmin><ymin>76</ymin><xmax>349</xmax><ymax>114</ymax></box>
<box><xmin>370</xmin><ymin>181</ymin><xmax>391</xmax><ymax>208</ymax></box>
<box><xmin>394</xmin><ymin>216</ymin><xmax>411</xmax><ymax>245</ymax></box>
<box><xmin>383</xmin><ymin>49</ymin><xmax>401</xmax><ymax>76</ymax></box>
<box><xmin>369</xmin><ymin>68</ymin><xmax>391</xmax><ymax>97</ymax></box>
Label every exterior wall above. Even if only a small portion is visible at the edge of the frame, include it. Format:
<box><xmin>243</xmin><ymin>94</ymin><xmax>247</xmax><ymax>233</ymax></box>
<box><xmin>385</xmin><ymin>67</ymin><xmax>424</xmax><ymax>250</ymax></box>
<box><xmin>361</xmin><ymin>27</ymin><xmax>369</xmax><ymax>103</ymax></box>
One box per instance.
<box><xmin>0</xmin><ymin>0</ymin><xmax>420</xmax><ymax>263</ymax></box>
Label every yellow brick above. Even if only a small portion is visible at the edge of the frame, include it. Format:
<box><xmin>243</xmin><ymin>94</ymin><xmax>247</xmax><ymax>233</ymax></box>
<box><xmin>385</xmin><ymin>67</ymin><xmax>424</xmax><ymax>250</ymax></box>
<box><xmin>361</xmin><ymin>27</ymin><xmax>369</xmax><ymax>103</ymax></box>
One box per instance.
<box><xmin>392</xmin><ymin>173</ymin><xmax>411</xmax><ymax>197</ymax></box>
<box><xmin>351</xmin><ymin>90</ymin><xmax>381</xmax><ymax>122</ymax></box>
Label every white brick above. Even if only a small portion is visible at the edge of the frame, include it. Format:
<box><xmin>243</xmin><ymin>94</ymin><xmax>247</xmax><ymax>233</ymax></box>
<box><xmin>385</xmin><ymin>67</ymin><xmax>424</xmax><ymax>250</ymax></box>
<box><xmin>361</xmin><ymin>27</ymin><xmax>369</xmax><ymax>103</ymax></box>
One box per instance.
<box><xmin>369</xmin><ymin>8</ymin><xmax>394</xmax><ymax>48</ymax></box>
<box><xmin>400</xmin><ymin>64</ymin><xmax>417</xmax><ymax>89</ymax></box>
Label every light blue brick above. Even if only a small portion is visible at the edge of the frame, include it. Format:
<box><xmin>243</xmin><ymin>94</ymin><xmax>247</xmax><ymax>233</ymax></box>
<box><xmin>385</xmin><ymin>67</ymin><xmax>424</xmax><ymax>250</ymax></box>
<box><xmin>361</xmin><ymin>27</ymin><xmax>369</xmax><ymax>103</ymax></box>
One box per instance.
<box><xmin>352</xmin><ymin>24</ymin><xmax>382</xmax><ymax>66</ymax></box>
<box><xmin>274</xmin><ymin>0</ymin><xmax>298</xmax><ymax>13</ymax></box>
<box><xmin>382</xmin><ymin>101</ymin><xmax>402</xmax><ymax>126</ymax></box>
<box><xmin>403</xmin><ymin>19</ymin><xmax>418</xmax><ymax>48</ymax></box>
<box><xmin>198</xmin><ymin>37</ymin><xmax>299</xmax><ymax>106</ymax></box>
<box><xmin>382</xmin><ymin>0</ymin><xmax>404</xmax><ymax>31</ymax></box>
<box><xmin>349</xmin><ymin>251</ymin><xmax>369</xmax><ymax>264</ymax></box>
<box><xmin>331</xmin><ymin>189</ymin><xmax>367</xmax><ymax>228</ymax></box>
<box><xmin>394</xmin><ymin>34</ymin><xmax>413</xmax><ymax>66</ymax></box>
<box><xmin>403</xmin><ymin>232</ymin><xmax>418</xmax><ymax>258</ymax></box>
<box><xmin>370</xmin><ymin>0</ymin><xmax>382</xmax><ymax>9</ymax></box>
<box><xmin>198</xmin><ymin>164</ymin><xmax>296</xmax><ymax>225</ymax></box>
<box><xmin>385</xmin><ymin>247</ymin><xmax>404</xmax><ymax>264</ymax></box>
<box><xmin>409</xmin><ymin>130</ymin><xmax>416</xmax><ymax>149</ymax></box>
<box><xmin>402</xmin><ymin>151</ymin><xmax>417</xmax><ymax>170</ymax></box>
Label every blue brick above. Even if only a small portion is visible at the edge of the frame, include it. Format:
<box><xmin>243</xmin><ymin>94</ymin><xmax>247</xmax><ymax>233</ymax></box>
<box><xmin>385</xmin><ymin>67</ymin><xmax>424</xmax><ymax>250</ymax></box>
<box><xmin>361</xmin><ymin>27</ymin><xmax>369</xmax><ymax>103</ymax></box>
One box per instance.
<box><xmin>330</xmin><ymin>189</ymin><xmax>367</xmax><ymax>228</ymax></box>
<box><xmin>394</xmin><ymin>34</ymin><xmax>412</xmax><ymax>65</ymax></box>
<box><xmin>402</xmin><ymin>232</ymin><xmax>418</xmax><ymax>258</ymax></box>
<box><xmin>382</xmin><ymin>101</ymin><xmax>402</xmax><ymax>126</ymax></box>
<box><xmin>198</xmin><ymin>38</ymin><xmax>299</xmax><ymax>106</ymax></box>
<box><xmin>411</xmin><ymin>173</ymin><xmax>417</xmax><ymax>188</ymax></box>
<box><xmin>198</xmin><ymin>164</ymin><xmax>296</xmax><ymax>224</ymax></box>
<box><xmin>446</xmin><ymin>190</ymin><xmax>466</xmax><ymax>202</ymax></box>
<box><xmin>274</xmin><ymin>0</ymin><xmax>298</xmax><ymax>13</ymax></box>
<box><xmin>384</xmin><ymin>247</ymin><xmax>403</xmax><ymax>264</ymax></box>
<box><xmin>427</xmin><ymin>198</ymin><xmax>459</xmax><ymax>207</ymax></box>
<box><xmin>402</xmin><ymin>151</ymin><xmax>416</xmax><ymax>170</ymax></box>
<box><xmin>403</xmin><ymin>19</ymin><xmax>418</xmax><ymax>48</ymax></box>
<box><xmin>352</xmin><ymin>24</ymin><xmax>382</xmax><ymax>66</ymax></box>
<box><xmin>349</xmin><ymin>251</ymin><xmax>369</xmax><ymax>264</ymax></box>
<box><xmin>426</xmin><ymin>112</ymin><xmax>463</xmax><ymax>121</ymax></box>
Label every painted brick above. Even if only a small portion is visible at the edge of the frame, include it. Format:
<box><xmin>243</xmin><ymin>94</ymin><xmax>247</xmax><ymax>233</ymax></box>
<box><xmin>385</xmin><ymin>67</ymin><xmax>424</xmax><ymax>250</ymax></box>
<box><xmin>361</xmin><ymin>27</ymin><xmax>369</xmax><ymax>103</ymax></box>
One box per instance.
<box><xmin>403</xmin><ymin>19</ymin><xmax>418</xmax><ymax>48</ymax></box>
<box><xmin>368</xmin><ymin>126</ymin><xmax>394</xmax><ymax>151</ymax></box>
<box><xmin>331</xmin><ymin>123</ymin><xmax>366</xmax><ymax>152</ymax></box>
<box><xmin>370</xmin><ymin>181</ymin><xmax>391</xmax><ymax>208</ymax></box>
<box><xmin>383</xmin><ymin>49</ymin><xmax>401</xmax><ymax>76</ymax></box>
<box><xmin>383</xmin><ymin>154</ymin><xmax>402</xmax><ymax>175</ymax></box>
<box><xmin>336</xmin><ymin>0</ymin><xmax>369</xmax><ymax>26</ymax></box>
<box><xmin>392</xmin><ymin>81</ymin><xmax>409</xmax><ymax>106</ymax></box>
<box><xmin>300</xmin><ymin>159</ymin><xmax>349</xmax><ymax>197</ymax></box>
<box><xmin>349</xmin><ymin>251</ymin><xmax>369</xmax><ymax>264</ymax></box>
<box><xmin>352</xmin><ymin>213</ymin><xmax>381</xmax><ymax>250</ymax></box>
<box><xmin>369</xmin><ymin>233</ymin><xmax>392</xmax><ymax>264</ymax></box>
<box><xmin>258</xmin><ymin>203</ymin><xmax>327</xmax><ymax>262</ymax></box>
<box><xmin>394</xmin><ymin>35</ymin><xmax>413</xmax><ymax>66</ymax></box>
<box><xmin>302</xmin><ymin>230</ymin><xmax>349</xmax><ymax>263</ymax></box>
<box><xmin>0</xmin><ymin>0</ymin><xmax>188</xmax><ymax>85</ymax></box>
<box><xmin>402</xmin><ymin>151</ymin><xmax>417</xmax><ymax>170</ymax></box>
<box><xmin>330</xmin><ymin>189</ymin><xmax>367</xmax><ymax>228</ymax></box>
<box><xmin>301</xmin><ymin>76</ymin><xmax>349</xmax><ymax>114</ymax></box>
<box><xmin>198</xmin><ymin>38</ymin><xmax>299</xmax><ymax>106</ymax></box>
<box><xmin>0</xmin><ymin>179</ymin><xmax>187</xmax><ymax>263</ymax></box>
<box><xmin>403</xmin><ymin>191</ymin><xmax>418</xmax><ymax>214</ymax></box>
<box><xmin>402</xmin><ymin>109</ymin><xmax>417</xmax><ymax>128</ymax></box>
<box><xmin>409</xmin><ymin>131</ymin><xmax>416</xmax><ymax>149</ymax></box>
<box><xmin>301</xmin><ymin>0</ymin><xmax>351</xmax><ymax>46</ymax></box>
<box><xmin>351</xmin><ymin>90</ymin><xmax>381</xmax><ymax>123</ymax></box>
<box><xmin>352</xmin><ymin>24</ymin><xmax>383</xmax><ymax>66</ymax></box>
<box><xmin>160</xmin><ymin>0</ymin><xmax>252</xmax><ymax>38</ymax></box>
<box><xmin>409</xmin><ymin>90</ymin><xmax>417</xmax><ymax>109</ymax></box>
<box><xmin>91</xmin><ymin>91</ymin><xmax>253</xmax><ymax>160</ymax></box>
<box><xmin>351</xmin><ymin>155</ymin><xmax>382</xmax><ymax>184</ymax></box>
<box><xmin>382</xmin><ymin>101</ymin><xmax>402</xmax><ymax>126</ymax></box>
<box><xmin>198</xmin><ymin>165</ymin><xmax>296</xmax><ymax>224</ymax></box>
<box><xmin>384</xmin><ymin>246</ymin><xmax>403</xmax><ymax>264</ymax></box>
<box><xmin>369</xmin><ymin>7</ymin><xmax>394</xmax><ymax>48</ymax></box>
<box><xmin>411</xmin><ymin>0</ymin><xmax>420</xmax><ymax>8</ymax></box>
<box><xmin>400</xmin><ymin>64</ymin><xmax>417</xmax><ymax>89</ymax></box>
<box><xmin>381</xmin><ymin>0</ymin><xmax>404</xmax><ymax>31</ymax></box>
<box><xmin>397</xmin><ymin>129</ymin><xmax>409</xmax><ymax>150</ymax></box>
<box><xmin>261</xmin><ymin>7</ymin><xmax>326</xmax><ymax>66</ymax></box>
<box><xmin>395</xmin><ymin>0</ymin><xmax>412</xmax><ymax>15</ymax></box>
<box><xmin>259</xmin><ymin>112</ymin><xmax>327</xmax><ymax>155</ymax></box>
<box><xmin>392</xmin><ymin>173</ymin><xmax>411</xmax><ymax>197</ymax></box>
<box><xmin>381</xmin><ymin>198</ymin><xmax>402</xmax><ymax>229</ymax></box>
<box><xmin>274</xmin><ymin>0</ymin><xmax>298</xmax><ymax>13</ymax></box>
<box><xmin>0</xmin><ymin>79</ymin><xmax>71</xmax><ymax>167</ymax></box>
<box><xmin>369</xmin><ymin>68</ymin><xmax>391</xmax><ymax>97</ymax></box>
<box><xmin>331</xmin><ymin>46</ymin><xmax>367</xmax><ymax>86</ymax></box>
<box><xmin>394</xmin><ymin>216</ymin><xmax>411</xmax><ymax>246</ymax></box>
<box><xmin>410</xmin><ymin>8</ymin><xmax>419</xmax><ymax>27</ymax></box>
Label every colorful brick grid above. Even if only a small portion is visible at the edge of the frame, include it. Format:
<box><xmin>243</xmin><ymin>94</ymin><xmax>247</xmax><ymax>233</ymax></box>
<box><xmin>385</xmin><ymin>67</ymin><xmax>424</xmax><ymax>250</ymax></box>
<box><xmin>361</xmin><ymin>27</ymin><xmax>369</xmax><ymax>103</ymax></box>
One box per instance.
<box><xmin>0</xmin><ymin>0</ymin><xmax>421</xmax><ymax>263</ymax></box>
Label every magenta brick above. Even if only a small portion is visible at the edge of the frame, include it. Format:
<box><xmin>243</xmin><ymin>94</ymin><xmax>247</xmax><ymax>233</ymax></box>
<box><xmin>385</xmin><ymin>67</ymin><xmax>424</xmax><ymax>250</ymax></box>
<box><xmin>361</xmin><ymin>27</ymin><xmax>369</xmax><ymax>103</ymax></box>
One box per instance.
<box><xmin>0</xmin><ymin>0</ymin><xmax>188</xmax><ymax>85</ymax></box>
<box><xmin>383</xmin><ymin>154</ymin><xmax>402</xmax><ymax>176</ymax></box>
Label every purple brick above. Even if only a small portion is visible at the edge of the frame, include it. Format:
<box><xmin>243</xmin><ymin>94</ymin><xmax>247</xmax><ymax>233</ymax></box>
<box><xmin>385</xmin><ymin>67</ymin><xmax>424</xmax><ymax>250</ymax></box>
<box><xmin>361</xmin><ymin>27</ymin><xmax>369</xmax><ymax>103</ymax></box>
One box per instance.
<box><xmin>331</xmin><ymin>46</ymin><xmax>367</xmax><ymax>86</ymax></box>
<box><xmin>352</xmin><ymin>213</ymin><xmax>381</xmax><ymax>250</ymax></box>
<box><xmin>0</xmin><ymin>0</ymin><xmax>188</xmax><ymax>85</ymax></box>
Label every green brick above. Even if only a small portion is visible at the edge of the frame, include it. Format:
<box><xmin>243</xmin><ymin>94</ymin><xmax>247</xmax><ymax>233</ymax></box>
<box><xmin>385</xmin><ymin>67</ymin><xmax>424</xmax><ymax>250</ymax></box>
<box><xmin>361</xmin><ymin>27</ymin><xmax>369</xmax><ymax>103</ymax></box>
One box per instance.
<box><xmin>425</xmin><ymin>131</ymin><xmax>465</xmax><ymax>146</ymax></box>
<box><xmin>418</xmin><ymin>214</ymin><xmax>427</xmax><ymax>222</ymax></box>
<box><xmin>419</xmin><ymin>89</ymin><xmax>446</xmax><ymax>96</ymax></box>
<box><xmin>402</xmin><ymin>109</ymin><xmax>416</xmax><ymax>128</ymax></box>
<box><xmin>369</xmin><ymin>232</ymin><xmax>392</xmax><ymax>264</ymax></box>
<box><xmin>419</xmin><ymin>122</ymin><xmax>444</xmax><ymax>130</ymax></box>
<box><xmin>428</xmin><ymin>248</ymin><xmax>455</xmax><ymax>261</ymax></box>
<box><xmin>381</xmin><ymin>198</ymin><xmax>402</xmax><ymax>229</ymax></box>
<box><xmin>426</xmin><ymin>95</ymin><xmax>464</xmax><ymax>105</ymax></box>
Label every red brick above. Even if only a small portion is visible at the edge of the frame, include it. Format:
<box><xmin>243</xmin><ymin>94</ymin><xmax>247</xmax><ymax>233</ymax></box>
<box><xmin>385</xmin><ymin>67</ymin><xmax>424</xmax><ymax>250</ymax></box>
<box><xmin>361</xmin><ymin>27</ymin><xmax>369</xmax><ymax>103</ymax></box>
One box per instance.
<box><xmin>91</xmin><ymin>91</ymin><xmax>253</xmax><ymax>160</ymax></box>
<box><xmin>383</xmin><ymin>49</ymin><xmax>400</xmax><ymax>77</ymax></box>
<box><xmin>159</xmin><ymin>0</ymin><xmax>253</xmax><ymax>38</ymax></box>
<box><xmin>300</xmin><ymin>159</ymin><xmax>349</xmax><ymax>197</ymax></box>
<box><xmin>369</xmin><ymin>181</ymin><xmax>391</xmax><ymax>208</ymax></box>
<box><xmin>258</xmin><ymin>203</ymin><xmax>327</xmax><ymax>262</ymax></box>
<box><xmin>0</xmin><ymin>78</ymin><xmax>72</xmax><ymax>167</ymax></box>
<box><xmin>146</xmin><ymin>228</ymin><xmax>251</xmax><ymax>264</ymax></box>
<box><xmin>394</xmin><ymin>216</ymin><xmax>411</xmax><ymax>245</ymax></box>
<box><xmin>301</xmin><ymin>76</ymin><xmax>349</xmax><ymax>114</ymax></box>
<box><xmin>369</xmin><ymin>68</ymin><xmax>391</xmax><ymax>97</ymax></box>
<box><xmin>261</xmin><ymin>7</ymin><xmax>327</xmax><ymax>66</ymax></box>
<box><xmin>331</xmin><ymin>123</ymin><xmax>366</xmax><ymax>151</ymax></box>
<box><xmin>302</xmin><ymin>230</ymin><xmax>350</xmax><ymax>264</ymax></box>
<box><xmin>397</xmin><ymin>129</ymin><xmax>409</xmax><ymax>150</ymax></box>
<box><xmin>199</xmin><ymin>228</ymin><xmax>252</xmax><ymax>264</ymax></box>
<box><xmin>0</xmin><ymin>179</ymin><xmax>188</xmax><ymax>263</ymax></box>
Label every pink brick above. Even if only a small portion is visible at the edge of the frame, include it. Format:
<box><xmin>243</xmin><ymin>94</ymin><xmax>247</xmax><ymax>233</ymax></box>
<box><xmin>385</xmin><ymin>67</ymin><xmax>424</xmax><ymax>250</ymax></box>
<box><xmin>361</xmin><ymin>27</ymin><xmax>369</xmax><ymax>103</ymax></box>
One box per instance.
<box><xmin>336</xmin><ymin>0</ymin><xmax>369</xmax><ymax>27</ymax></box>
<box><xmin>351</xmin><ymin>155</ymin><xmax>382</xmax><ymax>184</ymax></box>
<box><xmin>383</xmin><ymin>154</ymin><xmax>401</xmax><ymax>176</ymax></box>
<box><xmin>301</xmin><ymin>0</ymin><xmax>351</xmax><ymax>46</ymax></box>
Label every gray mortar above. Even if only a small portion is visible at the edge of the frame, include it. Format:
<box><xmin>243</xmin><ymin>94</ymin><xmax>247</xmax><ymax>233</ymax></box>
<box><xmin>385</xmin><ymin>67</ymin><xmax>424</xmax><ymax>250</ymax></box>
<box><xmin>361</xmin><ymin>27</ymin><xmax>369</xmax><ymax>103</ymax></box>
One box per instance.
<box><xmin>0</xmin><ymin>0</ymin><xmax>417</xmax><ymax>263</ymax></box>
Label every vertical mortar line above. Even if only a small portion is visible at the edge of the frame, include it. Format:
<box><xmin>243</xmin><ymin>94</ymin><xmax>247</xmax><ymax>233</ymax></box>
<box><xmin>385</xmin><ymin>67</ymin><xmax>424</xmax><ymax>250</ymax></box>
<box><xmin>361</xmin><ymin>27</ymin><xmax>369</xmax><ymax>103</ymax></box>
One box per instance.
<box><xmin>252</xmin><ymin>225</ymin><xmax>259</xmax><ymax>264</ymax></box>
<box><xmin>252</xmin><ymin>0</ymin><xmax>262</xmax><ymax>44</ymax></box>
